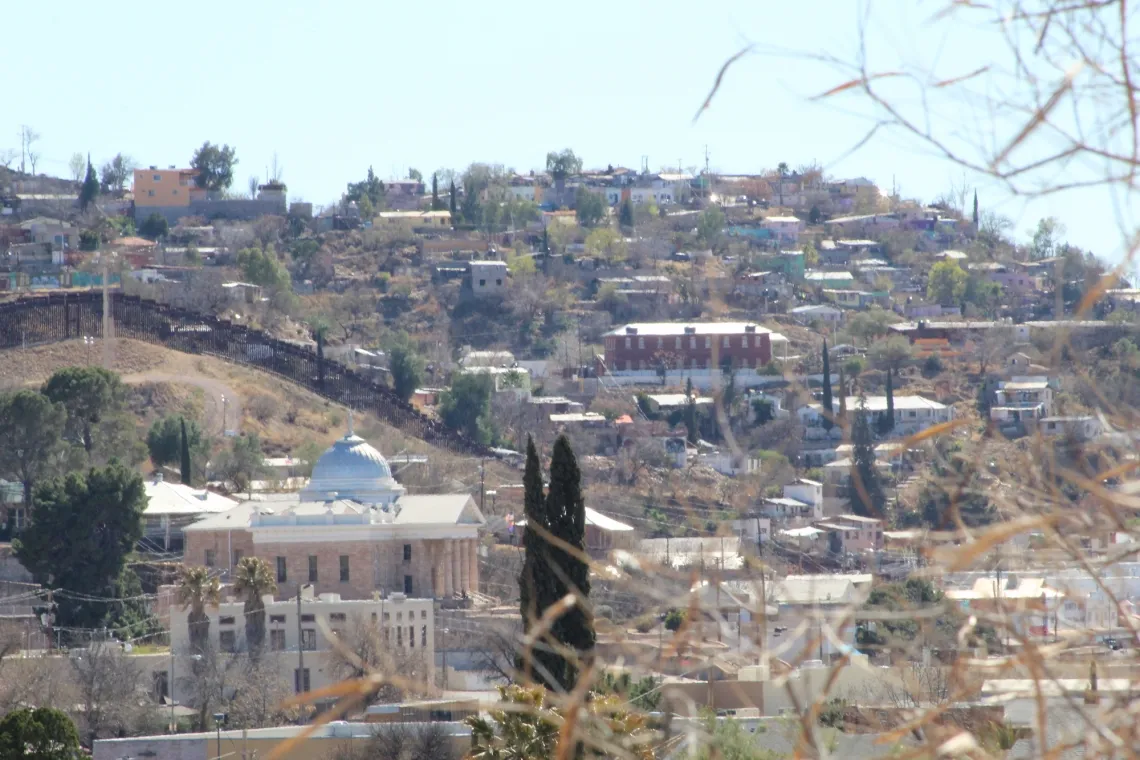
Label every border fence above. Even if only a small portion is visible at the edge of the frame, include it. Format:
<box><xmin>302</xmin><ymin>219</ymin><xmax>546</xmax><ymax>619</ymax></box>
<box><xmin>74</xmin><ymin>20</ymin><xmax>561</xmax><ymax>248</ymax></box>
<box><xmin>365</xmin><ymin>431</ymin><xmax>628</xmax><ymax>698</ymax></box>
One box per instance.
<box><xmin>0</xmin><ymin>292</ymin><xmax>493</xmax><ymax>458</ymax></box>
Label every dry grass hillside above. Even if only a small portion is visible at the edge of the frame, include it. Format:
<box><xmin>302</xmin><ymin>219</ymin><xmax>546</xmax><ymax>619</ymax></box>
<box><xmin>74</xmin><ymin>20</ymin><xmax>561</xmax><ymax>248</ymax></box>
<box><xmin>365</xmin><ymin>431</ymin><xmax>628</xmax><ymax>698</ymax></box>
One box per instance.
<box><xmin>0</xmin><ymin>338</ymin><xmax>516</xmax><ymax>500</ymax></box>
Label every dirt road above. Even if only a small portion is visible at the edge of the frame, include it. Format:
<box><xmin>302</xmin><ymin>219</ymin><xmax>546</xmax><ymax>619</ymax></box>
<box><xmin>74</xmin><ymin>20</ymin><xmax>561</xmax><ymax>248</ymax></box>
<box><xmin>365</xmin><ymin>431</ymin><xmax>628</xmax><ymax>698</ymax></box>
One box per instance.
<box><xmin>121</xmin><ymin>371</ymin><xmax>242</xmax><ymax>436</ymax></box>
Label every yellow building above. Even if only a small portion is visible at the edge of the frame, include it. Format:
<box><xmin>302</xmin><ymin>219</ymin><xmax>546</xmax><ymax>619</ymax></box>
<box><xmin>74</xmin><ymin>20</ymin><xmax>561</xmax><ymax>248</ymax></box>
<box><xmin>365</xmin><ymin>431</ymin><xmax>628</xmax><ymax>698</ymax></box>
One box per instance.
<box><xmin>134</xmin><ymin>166</ymin><xmax>202</xmax><ymax>208</ymax></box>
<box><xmin>374</xmin><ymin>210</ymin><xmax>452</xmax><ymax>228</ymax></box>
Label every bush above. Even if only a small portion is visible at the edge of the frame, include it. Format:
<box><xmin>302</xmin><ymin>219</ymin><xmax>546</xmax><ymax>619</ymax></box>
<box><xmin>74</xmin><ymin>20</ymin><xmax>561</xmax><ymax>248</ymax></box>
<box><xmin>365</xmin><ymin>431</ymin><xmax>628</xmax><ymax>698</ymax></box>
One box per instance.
<box><xmin>664</xmin><ymin>608</ymin><xmax>686</xmax><ymax>632</ymax></box>
<box><xmin>923</xmin><ymin>354</ymin><xmax>944</xmax><ymax>377</ymax></box>
<box><xmin>249</xmin><ymin>394</ymin><xmax>277</xmax><ymax>423</ymax></box>
<box><xmin>633</xmin><ymin>614</ymin><xmax>657</xmax><ymax>634</ymax></box>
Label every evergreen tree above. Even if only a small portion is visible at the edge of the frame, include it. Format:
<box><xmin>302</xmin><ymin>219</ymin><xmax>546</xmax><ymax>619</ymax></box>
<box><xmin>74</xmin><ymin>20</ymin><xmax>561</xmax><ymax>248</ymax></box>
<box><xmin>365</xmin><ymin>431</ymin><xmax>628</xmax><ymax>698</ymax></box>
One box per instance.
<box><xmin>972</xmin><ymin>190</ymin><xmax>979</xmax><ymax>227</ymax></box>
<box><xmin>683</xmin><ymin>377</ymin><xmax>698</xmax><ymax>444</ymax></box>
<box><xmin>821</xmin><ymin>340</ymin><xmax>834</xmax><ymax>431</ymax></box>
<box><xmin>430</xmin><ymin>172</ymin><xmax>442</xmax><ymax>211</ymax></box>
<box><xmin>448</xmin><ymin>180</ymin><xmax>457</xmax><ymax>219</ymax></box>
<box><xmin>850</xmin><ymin>397</ymin><xmax>885</xmax><ymax>518</ymax></box>
<box><xmin>618</xmin><ymin>197</ymin><xmax>635</xmax><ymax>229</ymax></box>
<box><xmin>878</xmin><ymin>366</ymin><xmax>896</xmax><ymax>435</ymax></box>
<box><xmin>180</xmin><ymin>417</ymin><xmax>192</xmax><ymax>485</ymax></box>
<box><xmin>544</xmin><ymin>435</ymin><xmax>594</xmax><ymax>691</ymax></box>
<box><xmin>79</xmin><ymin>155</ymin><xmax>99</xmax><ymax>212</ymax></box>
<box><xmin>837</xmin><ymin>366</ymin><xmax>847</xmax><ymax>420</ymax></box>
<box><xmin>542</xmin><ymin>225</ymin><xmax>550</xmax><ymax>255</ymax></box>
<box><xmin>519</xmin><ymin>436</ymin><xmax>555</xmax><ymax>685</ymax></box>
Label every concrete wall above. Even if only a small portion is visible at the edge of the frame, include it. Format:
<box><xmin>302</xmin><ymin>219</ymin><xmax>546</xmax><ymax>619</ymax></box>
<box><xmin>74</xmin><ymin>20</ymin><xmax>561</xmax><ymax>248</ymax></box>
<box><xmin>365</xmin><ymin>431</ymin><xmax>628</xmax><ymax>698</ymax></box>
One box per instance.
<box><xmin>135</xmin><ymin>198</ymin><xmax>286</xmax><ymax>224</ymax></box>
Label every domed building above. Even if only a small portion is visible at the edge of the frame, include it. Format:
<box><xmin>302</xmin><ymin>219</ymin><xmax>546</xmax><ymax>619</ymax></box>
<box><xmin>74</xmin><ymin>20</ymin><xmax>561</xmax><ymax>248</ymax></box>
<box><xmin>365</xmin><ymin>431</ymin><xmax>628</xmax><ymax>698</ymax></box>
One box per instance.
<box><xmin>299</xmin><ymin>432</ymin><xmax>405</xmax><ymax>505</ymax></box>
<box><xmin>185</xmin><ymin>419</ymin><xmax>484</xmax><ymax>601</ymax></box>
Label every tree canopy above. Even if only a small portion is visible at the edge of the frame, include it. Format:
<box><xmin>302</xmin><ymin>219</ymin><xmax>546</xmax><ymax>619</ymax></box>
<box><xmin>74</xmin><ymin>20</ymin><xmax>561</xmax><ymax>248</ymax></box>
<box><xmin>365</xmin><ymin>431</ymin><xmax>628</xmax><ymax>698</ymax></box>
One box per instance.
<box><xmin>13</xmin><ymin>462</ymin><xmax>146</xmax><ymax>630</ymax></box>
<box><xmin>927</xmin><ymin>260</ymin><xmax>968</xmax><ymax>307</ymax></box>
<box><xmin>0</xmin><ymin>390</ymin><xmax>65</xmax><ymax>508</ymax></box>
<box><xmin>545</xmin><ymin>149</ymin><xmax>582</xmax><ymax>182</ymax></box>
<box><xmin>190</xmin><ymin>141</ymin><xmax>238</xmax><ymax>191</ymax></box>
<box><xmin>388</xmin><ymin>338</ymin><xmax>424</xmax><ymax>403</ymax></box>
<box><xmin>346</xmin><ymin>166</ymin><xmax>385</xmax><ymax>209</ymax></box>
<box><xmin>138</xmin><ymin>212</ymin><xmax>169</xmax><ymax>240</ymax></box>
<box><xmin>78</xmin><ymin>156</ymin><xmax>99</xmax><ymax>212</ymax></box>
<box><xmin>440</xmin><ymin>373</ymin><xmax>495</xmax><ymax>444</ymax></box>
<box><xmin>236</xmin><ymin>245</ymin><xmax>291</xmax><ymax>290</ymax></box>
<box><xmin>697</xmin><ymin>206</ymin><xmax>726</xmax><ymax>248</ymax></box>
<box><xmin>0</xmin><ymin>707</ymin><xmax>83</xmax><ymax>760</ymax></box>
<box><xmin>42</xmin><ymin>366</ymin><xmax>136</xmax><ymax>462</ymax></box>
<box><xmin>99</xmin><ymin>153</ymin><xmax>134</xmax><ymax>194</ymax></box>
<box><xmin>574</xmin><ymin>187</ymin><xmax>606</xmax><ymax>228</ymax></box>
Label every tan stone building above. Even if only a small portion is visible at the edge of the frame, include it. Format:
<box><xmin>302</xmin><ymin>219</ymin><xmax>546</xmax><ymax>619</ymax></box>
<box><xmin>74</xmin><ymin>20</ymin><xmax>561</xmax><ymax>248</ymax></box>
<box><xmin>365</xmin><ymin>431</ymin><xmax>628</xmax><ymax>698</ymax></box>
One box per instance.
<box><xmin>184</xmin><ymin>427</ymin><xmax>484</xmax><ymax>600</ymax></box>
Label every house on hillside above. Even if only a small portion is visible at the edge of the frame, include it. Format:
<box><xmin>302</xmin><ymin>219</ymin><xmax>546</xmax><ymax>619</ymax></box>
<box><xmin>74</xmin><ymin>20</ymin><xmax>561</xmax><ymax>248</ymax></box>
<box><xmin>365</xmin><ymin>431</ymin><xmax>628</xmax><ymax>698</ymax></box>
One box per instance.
<box><xmin>469</xmin><ymin>260</ymin><xmax>508</xmax><ymax>298</ymax></box>
<box><xmin>989</xmin><ymin>376</ymin><xmax>1054</xmax><ymax>427</ymax></box>
<box><xmin>790</xmin><ymin>304</ymin><xmax>843</xmax><ymax>325</ymax></box>
<box><xmin>142</xmin><ymin>473</ymin><xmax>238</xmax><ymax>552</ymax></box>
<box><xmin>798</xmin><ymin>395</ymin><xmax>952</xmax><ymax>439</ymax></box>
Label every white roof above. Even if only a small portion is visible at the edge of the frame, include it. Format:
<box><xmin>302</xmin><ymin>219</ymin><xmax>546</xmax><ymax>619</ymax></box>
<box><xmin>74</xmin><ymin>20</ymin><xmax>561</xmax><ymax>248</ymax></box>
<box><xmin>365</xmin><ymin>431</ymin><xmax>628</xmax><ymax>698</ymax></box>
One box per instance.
<box><xmin>144</xmin><ymin>480</ymin><xmax>239</xmax><ymax>517</ymax></box>
<box><xmin>516</xmin><ymin>507</ymin><xmax>632</xmax><ymax>533</ymax></box>
<box><xmin>835</xmin><ymin>514</ymin><xmax>882</xmax><ymax>524</ymax></box>
<box><xmin>999</xmin><ymin>380</ymin><xmax>1049</xmax><ymax>391</ymax></box>
<box><xmin>769</xmin><ymin>576</ymin><xmax>858</xmax><ymax>605</ymax></box>
<box><xmin>764</xmin><ymin>497</ymin><xmax>812</xmax><ymax>509</ymax></box>
<box><xmin>779</xmin><ymin>526</ymin><xmax>826</xmax><ymax>538</ymax></box>
<box><xmin>376</xmin><ymin>210</ymin><xmax>451</xmax><ymax>219</ymax></box>
<box><xmin>549</xmin><ymin>412</ymin><xmax>607</xmax><ymax>424</ymax></box>
<box><xmin>394</xmin><ymin>494</ymin><xmax>482</xmax><ymax>525</ymax></box>
<box><xmin>804</xmin><ymin>395</ymin><xmax>946</xmax><ymax>413</ymax></box>
<box><xmin>804</xmin><ymin>270</ymin><xmax>855</xmax><ymax>281</ymax></box>
<box><xmin>790</xmin><ymin>304</ymin><xmax>841</xmax><ymax>314</ymax></box>
<box><xmin>646</xmin><ymin>393</ymin><xmax>714</xmax><ymax>407</ymax></box>
<box><xmin>604</xmin><ymin>322</ymin><xmax>773</xmax><ymax>338</ymax></box>
<box><xmin>764</xmin><ymin>215</ymin><xmax>801</xmax><ymax>223</ymax></box>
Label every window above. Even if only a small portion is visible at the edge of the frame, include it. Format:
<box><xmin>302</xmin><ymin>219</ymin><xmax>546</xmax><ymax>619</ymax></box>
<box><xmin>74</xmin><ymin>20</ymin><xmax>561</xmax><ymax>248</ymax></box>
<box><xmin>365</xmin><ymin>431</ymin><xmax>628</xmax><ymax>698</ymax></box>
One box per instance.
<box><xmin>397</xmin><ymin>626</ymin><xmax>403</xmax><ymax>646</ymax></box>
<box><xmin>219</xmin><ymin>631</ymin><xmax>236</xmax><ymax>652</ymax></box>
<box><xmin>172</xmin><ymin>189</ymin><xmax>178</xmax><ymax>195</ymax></box>
<box><xmin>276</xmin><ymin>557</ymin><xmax>287</xmax><ymax>582</ymax></box>
<box><xmin>12</xmin><ymin>508</ymin><xmax>25</xmax><ymax>531</ymax></box>
<box><xmin>270</xmin><ymin>614</ymin><xmax>286</xmax><ymax>624</ymax></box>
<box><xmin>232</xmin><ymin>549</ymin><xmax>243</xmax><ymax>566</ymax></box>
<box><xmin>638</xmin><ymin>337</ymin><xmax>644</xmax><ymax>349</ymax></box>
<box><xmin>404</xmin><ymin>575</ymin><xmax>413</xmax><ymax>595</ymax></box>
<box><xmin>301</xmin><ymin>614</ymin><xmax>315</xmax><ymax>623</ymax></box>
<box><xmin>308</xmin><ymin>555</ymin><xmax>318</xmax><ymax>583</ymax></box>
<box><xmin>397</xmin><ymin>612</ymin><xmax>403</xmax><ymax>621</ymax></box>
<box><xmin>704</xmin><ymin>337</ymin><xmax>711</xmax><ymax>349</ymax></box>
<box><xmin>625</xmin><ymin>337</ymin><xmax>631</xmax><ymax>349</ymax></box>
<box><xmin>383</xmin><ymin>612</ymin><xmax>390</xmax><ymax>622</ymax></box>
<box><xmin>495</xmin><ymin>279</ymin><xmax>502</xmax><ymax>285</ymax></box>
<box><xmin>339</xmin><ymin>555</ymin><xmax>350</xmax><ymax>582</ymax></box>
<box><xmin>329</xmin><ymin>612</ymin><xmax>347</xmax><ymax>622</ymax></box>
<box><xmin>270</xmin><ymin>630</ymin><xmax>286</xmax><ymax>651</ymax></box>
<box><xmin>657</xmin><ymin>338</ymin><xmax>663</xmax><ymax>349</ymax></box>
<box><xmin>147</xmin><ymin>190</ymin><xmax>155</xmax><ymax>197</ymax></box>
<box><xmin>675</xmin><ymin>337</ymin><xmax>681</xmax><ymax>349</ymax></box>
<box><xmin>479</xmin><ymin>279</ymin><xmax>486</xmax><ymax>286</ymax></box>
<box><xmin>219</xmin><ymin>616</ymin><xmax>235</xmax><ymax>625</ymax></box>
<box><xmin>153</xmin><ymin>174</ymin><xmax>161</xmax><ymax>181</ymax></box>
<box><xmin>403</xmin><ymin>544</ymin><xmax>412</xmax><ymax>562</ymax></box>
<box><xmin>205</xmin><ymin>549</ymin><xmax>216</xmax><ymax>567</ymax></box>
<box><xmin>723</xmin><ymin>336</ymin><xmax>730</xmax><ymax>348</ymax></box>
<box><xmin>422</xmin><ymin>625</ymin><xmax>428</xmax><ymax>647</ymax></box>
<box><xmin>300</xmin><ymin>629</ymin><xmax>316</xmax><ymax>651</ymax></box>
<box><xmin>690</xmin><ymin>337</ymin><xmax>696</xmax><ymax>349</ymax></box>
<box><xmin>294</xmin><ymin>668</ymin><xmax>310</xmax><ymax>693</ymax></box>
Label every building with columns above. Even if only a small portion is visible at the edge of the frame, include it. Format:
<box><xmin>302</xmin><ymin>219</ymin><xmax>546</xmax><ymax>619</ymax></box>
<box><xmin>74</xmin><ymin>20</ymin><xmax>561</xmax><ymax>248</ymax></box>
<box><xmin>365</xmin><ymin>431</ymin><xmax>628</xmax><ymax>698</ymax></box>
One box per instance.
<box><xmin>183</xmin><ymin>425</ymin><xmax>484</xmax><ymax>600</ymax></box>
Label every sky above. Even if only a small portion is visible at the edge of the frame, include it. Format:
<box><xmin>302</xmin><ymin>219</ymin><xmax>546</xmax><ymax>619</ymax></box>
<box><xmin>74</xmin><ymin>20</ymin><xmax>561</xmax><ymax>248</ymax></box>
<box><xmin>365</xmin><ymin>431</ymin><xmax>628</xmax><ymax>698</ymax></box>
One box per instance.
<box><xmin>5</xmin><ymin>1</ymin><xmax>1136</xmax><ymax>265</ymax></box>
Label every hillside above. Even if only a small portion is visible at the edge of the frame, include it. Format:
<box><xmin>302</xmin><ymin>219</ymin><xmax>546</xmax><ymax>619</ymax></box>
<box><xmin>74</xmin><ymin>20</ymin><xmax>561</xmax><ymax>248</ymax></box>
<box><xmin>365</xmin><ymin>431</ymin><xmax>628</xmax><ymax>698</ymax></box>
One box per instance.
<box><xmin>0</xmin><ymin>338</ymin><xmax>517</xmax><ymax>499</ymax></box>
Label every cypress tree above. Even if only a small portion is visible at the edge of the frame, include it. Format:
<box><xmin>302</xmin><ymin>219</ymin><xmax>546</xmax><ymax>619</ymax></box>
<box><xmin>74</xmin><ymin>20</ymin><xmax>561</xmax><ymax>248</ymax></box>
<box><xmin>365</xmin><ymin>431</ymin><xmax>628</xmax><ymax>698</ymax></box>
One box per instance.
<box><xmin>180</xmin><ymin>417</ymin><xmax>192</xmax><ymax>485</ymax></box>
<box><xmin>837</xmin><ymin>366</ymin><xmax>847</xmax><ymax>420</ymax></box>
<box><xmin>519</xmin><ymin>436</ymin><xmax>552</xmax><ymax>684</ymax></box>
<box><xmin>542</xmin><ymin>225</ymin><xmax>550</xmax><ymax>255</ymax></box>
<box><xmin>850</xmin><ymin>396</ymin><xmax>884</xmax><ymax>517</ymax></box>
<box><xmin>79</xmin><ymin>155</ymin><xmax>99</xmax><ymax>212</ymax></box>
<box><xmin>972</xmin><ymin>190</ymin><xmax>979</xmax><ymax>227</ymax></box>
<box><xmin>448</xmin><ymin>180</ymin><xmax>457</xmax><ymax>219</ymax></box>
<box><xmin>544</xmin><ymin>434</ymin><xmax>594</xmax><ymax>691</ymax></box>
<box><xmin>618</xmin><ymin>197</ymin><xmax>634</xmax><ymax>229</ymax></box>
<box><xmin>683</xmin><ymin>377</ymin><xmax>698</xmax><ymax>444</ymax></box>
<box><xmin>821</xmin><ymin>340</ymin><xmax>833</xmax><ymax>431</ymax></box>
<box><xmin>431</xmin><ymin>173</ymin><xmax>441</xmax><ymax>211</ymax></box>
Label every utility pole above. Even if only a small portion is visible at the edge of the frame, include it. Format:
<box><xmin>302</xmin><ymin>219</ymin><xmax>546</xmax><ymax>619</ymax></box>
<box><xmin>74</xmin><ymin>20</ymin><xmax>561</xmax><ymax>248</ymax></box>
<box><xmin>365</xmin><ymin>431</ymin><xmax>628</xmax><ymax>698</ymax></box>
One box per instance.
<box><xmin>479</xmin><ymin>458</ymin><xmax>486</xmax><ymax>513</ymax></box>
<box><xmin>296</xmin><ymin>591</ymin><xmax>304</xmax><ymax>694</ymax></box>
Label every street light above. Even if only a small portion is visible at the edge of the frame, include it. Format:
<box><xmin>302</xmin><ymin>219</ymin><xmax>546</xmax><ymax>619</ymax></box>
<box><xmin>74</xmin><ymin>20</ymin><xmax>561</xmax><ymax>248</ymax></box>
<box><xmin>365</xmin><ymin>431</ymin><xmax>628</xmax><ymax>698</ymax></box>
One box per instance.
<box><xmin>213</xmin><ymin>712</ymin><xmax>225</xmax><ymax>760</ymax></box>
<box><xmin>220</xmin><ymin>395</ymin><xmax>227</xmax><ymax>435</ymax></box>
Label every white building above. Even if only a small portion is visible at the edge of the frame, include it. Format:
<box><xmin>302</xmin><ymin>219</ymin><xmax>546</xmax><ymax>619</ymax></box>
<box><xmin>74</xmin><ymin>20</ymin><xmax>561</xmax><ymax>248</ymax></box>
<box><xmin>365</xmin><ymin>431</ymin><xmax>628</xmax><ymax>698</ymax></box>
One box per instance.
<box><xmin>990</xmin><ymin>376</ymin><xmax>1054</xmax><ymax>424</ymax></box>
<box><xmin>798</xmin><ymin>395</ymin><xmax>952</xmax><ymax>439</ymax></box>
<box><xmin>469</xmin><ymin>260</ymin><xmax>508</xmax><ymax>298</ymax></box>
<box><xmin>167</xmin><ymin>590</ymin><xmax>434</xmax><ymax>697</ymax></box>
<box><xmin>789</xmin><ymin>304</ymin><xmax>843</xmax><ymax>325</ymax></box>
<box><xmin>760</xmin><ymin>215</ymin><xmax>802</xmax><ymax>245</ymax></box>
<box><xmin>142</xmin><ymin>474</ymin><xmax>238</xmax><ymax>552</ymax></box>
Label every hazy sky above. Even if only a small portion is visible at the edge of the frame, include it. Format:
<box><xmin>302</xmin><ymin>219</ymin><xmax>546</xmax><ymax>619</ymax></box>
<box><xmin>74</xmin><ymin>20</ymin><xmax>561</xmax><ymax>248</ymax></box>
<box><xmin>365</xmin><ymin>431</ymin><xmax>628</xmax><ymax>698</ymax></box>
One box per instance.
<box><xmin>6</xmin><ymin>1</ymin><xmax>1135</xmax><ymax>263</ymax></box>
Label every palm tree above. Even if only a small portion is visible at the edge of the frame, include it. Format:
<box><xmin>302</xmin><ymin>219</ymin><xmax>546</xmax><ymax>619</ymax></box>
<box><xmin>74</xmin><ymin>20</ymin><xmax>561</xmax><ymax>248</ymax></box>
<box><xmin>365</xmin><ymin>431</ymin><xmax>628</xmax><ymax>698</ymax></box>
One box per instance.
<box><xmin>233</xmin><ymin>556</ymin><xmax>276</xmax><ymax>657</ymax></box>
<box><xmin>176</xmin><ymin>566</ymin><xmax>220</xmax><ymax>656</ymax></box>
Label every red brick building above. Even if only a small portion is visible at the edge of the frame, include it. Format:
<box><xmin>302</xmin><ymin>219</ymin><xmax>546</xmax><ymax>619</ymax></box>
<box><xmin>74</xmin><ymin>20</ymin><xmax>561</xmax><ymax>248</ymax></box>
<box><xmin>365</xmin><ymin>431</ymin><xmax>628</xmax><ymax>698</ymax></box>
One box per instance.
<box><xmin>600</xmin><ymin>322</ymin><xmax>776</xmax><ymax>372</ymax></box>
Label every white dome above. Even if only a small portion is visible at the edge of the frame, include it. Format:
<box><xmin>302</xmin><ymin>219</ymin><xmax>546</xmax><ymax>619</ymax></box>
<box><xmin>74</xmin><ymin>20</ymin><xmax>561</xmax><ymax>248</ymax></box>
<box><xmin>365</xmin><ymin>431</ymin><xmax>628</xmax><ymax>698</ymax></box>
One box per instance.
<box><xmin>300</xmin><ymin>433</ymin><xmax>405</xmax><ymax>505</ymax></box>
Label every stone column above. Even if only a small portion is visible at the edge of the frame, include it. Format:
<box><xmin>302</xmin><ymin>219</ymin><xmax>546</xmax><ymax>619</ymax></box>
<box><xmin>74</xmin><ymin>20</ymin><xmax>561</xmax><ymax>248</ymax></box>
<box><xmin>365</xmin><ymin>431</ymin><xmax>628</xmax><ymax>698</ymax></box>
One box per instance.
<box><xmin>451</xmin><ymin>539</ymin><xmax>463</xmax><ymax>596</ymax></box>
<box><xmin>468</xmin><ymin>538</ymin><xmax>479</xmax><ymax>595</ymax></box>
<box><xmin>458</xmin><ymin>539</ymin><xmax>470</xmax><ymax>594</ymax></box>
<box><xmin>442</xmin><ymin>541</ymin><xmax>454</xmax><ymax>597</ymax></box>
<box><xmin>432</xmin><ymin>543</ymin><xmax>444</xmax><ymax>598</ymax></box>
